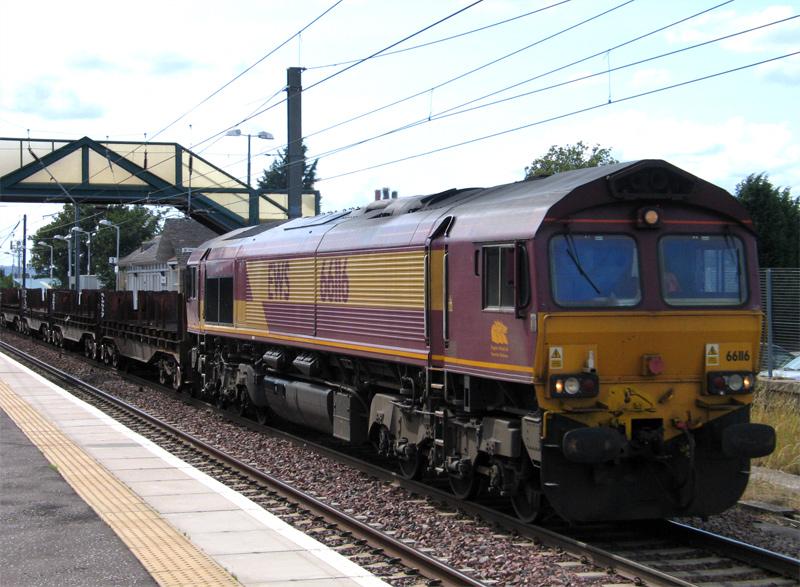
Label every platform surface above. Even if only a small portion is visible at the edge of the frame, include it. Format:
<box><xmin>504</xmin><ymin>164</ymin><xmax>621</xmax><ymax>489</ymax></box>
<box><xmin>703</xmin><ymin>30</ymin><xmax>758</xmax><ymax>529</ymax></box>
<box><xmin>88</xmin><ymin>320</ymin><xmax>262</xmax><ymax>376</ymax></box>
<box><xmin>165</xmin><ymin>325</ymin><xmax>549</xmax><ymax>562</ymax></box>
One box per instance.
<box><xmin>0</xmin><ymin>351</ymin><xmax>387</xmax><ymax>587</ymax></box>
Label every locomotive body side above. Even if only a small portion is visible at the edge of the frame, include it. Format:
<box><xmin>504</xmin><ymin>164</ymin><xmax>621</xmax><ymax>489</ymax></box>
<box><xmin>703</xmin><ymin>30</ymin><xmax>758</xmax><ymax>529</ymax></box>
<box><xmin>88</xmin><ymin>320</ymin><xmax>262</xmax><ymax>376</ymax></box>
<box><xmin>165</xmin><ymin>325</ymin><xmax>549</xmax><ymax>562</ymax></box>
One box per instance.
<box><xmin>186</xmin><ymin>160</ymin><xmax>775</xmax><ymax>522</ymax></box>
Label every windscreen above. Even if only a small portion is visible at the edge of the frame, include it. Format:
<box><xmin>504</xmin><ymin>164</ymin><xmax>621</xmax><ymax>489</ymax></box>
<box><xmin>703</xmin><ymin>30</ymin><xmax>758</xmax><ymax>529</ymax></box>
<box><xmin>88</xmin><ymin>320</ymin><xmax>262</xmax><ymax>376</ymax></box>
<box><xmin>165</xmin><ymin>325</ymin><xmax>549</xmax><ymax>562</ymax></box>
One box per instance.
<box><xmin>550</xmin><ymin>234</ymin><xmax>640</xmax><ymax>307</ymax></box>
<box><xmin>659</xmin><ymin>235</ymin><xmax>747</xmax><ymax>306</ymax></box>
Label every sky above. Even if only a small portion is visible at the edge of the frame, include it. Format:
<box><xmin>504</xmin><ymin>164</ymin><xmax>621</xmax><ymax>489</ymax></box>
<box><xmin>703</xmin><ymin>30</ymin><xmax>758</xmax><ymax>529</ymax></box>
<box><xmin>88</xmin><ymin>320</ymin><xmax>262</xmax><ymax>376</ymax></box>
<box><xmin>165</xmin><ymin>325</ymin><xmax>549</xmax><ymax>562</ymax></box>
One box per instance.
<box><xmin>1</xmin><ymin>0</ymin><xmax>798</xmax><ymax>263</ymax></box>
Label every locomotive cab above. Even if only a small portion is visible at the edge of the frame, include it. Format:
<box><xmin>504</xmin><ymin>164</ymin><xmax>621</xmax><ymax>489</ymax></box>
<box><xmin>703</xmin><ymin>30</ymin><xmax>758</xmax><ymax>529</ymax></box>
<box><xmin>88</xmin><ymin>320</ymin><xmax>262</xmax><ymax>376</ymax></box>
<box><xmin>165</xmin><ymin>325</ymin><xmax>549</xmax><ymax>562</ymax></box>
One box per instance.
<box><xmin>524</xmin><ymin>161</ymin><xmax>775</xmax><ymax>521</ymax></box>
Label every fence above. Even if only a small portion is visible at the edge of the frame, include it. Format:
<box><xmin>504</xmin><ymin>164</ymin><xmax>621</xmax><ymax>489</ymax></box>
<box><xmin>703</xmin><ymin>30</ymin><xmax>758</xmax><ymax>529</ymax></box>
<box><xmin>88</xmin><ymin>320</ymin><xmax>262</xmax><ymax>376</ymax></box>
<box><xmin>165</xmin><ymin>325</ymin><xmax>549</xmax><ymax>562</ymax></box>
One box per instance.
<box><xmin>760</xmin><ymin>268</ymin><xmax>800</xmax><ymax>373</ymax></box>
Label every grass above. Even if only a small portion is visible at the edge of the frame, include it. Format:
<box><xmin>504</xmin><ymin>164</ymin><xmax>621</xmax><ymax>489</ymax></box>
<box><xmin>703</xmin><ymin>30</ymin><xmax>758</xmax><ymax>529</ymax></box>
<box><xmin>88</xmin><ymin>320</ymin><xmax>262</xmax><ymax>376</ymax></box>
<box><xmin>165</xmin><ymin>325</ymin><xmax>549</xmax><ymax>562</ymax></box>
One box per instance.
<box><xmin>750</xmin><ymin>383</ymin><xmax>800</xmax><ymax>475</ymax></box>
<box><xmin>742</xmin><ymin>477</ymin><xmax>800</xmax><ymax>511</ymax></box>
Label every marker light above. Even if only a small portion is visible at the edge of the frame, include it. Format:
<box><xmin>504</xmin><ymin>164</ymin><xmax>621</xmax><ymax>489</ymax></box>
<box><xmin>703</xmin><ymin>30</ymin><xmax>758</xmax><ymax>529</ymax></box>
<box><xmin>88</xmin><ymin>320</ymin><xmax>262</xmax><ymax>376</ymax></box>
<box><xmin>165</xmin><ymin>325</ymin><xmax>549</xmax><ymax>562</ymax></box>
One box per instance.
<box><xmin>644</xmin><ymin>209</ymin><xmax>660</xmax><ymax>225</ymax></box>
<box><xmin>550</xmin><ymin>373</ymin><xmax>600</xmax><ymax>399</ymax></box>
<box><xmin>706</xmin><ymin>372</ymin><xmax>755</xmax><ymax>395</ymax></box>
<box><xmin>637</xmin><ymin>206</ymin><xmax>662</xmax><ymax>229</ymax></box>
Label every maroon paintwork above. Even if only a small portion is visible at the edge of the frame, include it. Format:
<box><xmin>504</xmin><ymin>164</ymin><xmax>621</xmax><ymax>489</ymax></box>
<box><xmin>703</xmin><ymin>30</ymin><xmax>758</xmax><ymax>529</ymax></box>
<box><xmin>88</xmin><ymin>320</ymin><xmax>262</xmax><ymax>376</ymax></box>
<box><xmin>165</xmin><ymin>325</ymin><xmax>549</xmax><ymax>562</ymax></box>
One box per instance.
<box><xmin>188</xmin><ymin>160</ymin><xmax>759</xmax><ymax>384</ymax></box>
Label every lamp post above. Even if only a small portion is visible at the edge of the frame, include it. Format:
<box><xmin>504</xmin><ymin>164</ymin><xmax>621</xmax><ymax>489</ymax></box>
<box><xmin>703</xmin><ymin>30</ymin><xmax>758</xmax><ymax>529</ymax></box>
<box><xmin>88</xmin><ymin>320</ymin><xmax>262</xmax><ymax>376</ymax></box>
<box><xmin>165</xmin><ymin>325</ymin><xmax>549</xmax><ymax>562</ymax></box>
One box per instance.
<box><xmin>37</xmin><ymin>242</ymin><xmax>54</xmax><ymax>281</ymax></box>
<box><xmin>98</xmin><ymin>219</ymin><xmax>120</xmax><ymax>290</ymax></box>
<box><xmin>226</xmin><ymin>129</ymin><xmax>274</xmax><ymax>225</ymax></box>
<box><xmin>71</xmin><ymin>227</ymin><xmax>92</xmax><ymax>281</ymax></box>
<box><xmin>53</xmin><ymin>235</ymin><xmax>70</xmax><ymax>288</ymax></box>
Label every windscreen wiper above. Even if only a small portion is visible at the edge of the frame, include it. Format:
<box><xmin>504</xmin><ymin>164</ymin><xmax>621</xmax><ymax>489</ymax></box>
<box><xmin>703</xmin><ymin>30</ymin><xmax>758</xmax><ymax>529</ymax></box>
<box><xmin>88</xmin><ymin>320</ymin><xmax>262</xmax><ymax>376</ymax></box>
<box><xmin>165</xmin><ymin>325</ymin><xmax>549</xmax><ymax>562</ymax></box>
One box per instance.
<box><xmin>564</xmin><ymin>233</ymin><xmax>601</xmax><ymax>295</ymax></box>
<box><xmin>723</xmin><ymin>232</ymin><xmax>743</xmax><ymax>287</ymax></box>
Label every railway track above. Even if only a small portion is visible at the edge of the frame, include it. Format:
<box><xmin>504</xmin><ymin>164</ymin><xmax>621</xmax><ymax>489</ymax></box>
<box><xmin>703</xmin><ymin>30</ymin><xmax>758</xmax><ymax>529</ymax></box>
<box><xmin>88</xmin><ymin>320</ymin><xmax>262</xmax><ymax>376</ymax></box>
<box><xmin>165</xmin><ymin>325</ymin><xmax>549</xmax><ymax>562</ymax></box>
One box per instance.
<box><xmin>2</xmin><ymin>334</ymin><xmax>799</xmax><ymax>587</ymax></box>
<box><xmin>0</xmin><ymin>339</ymin><xmax>481</xmax><ymax>587</ymax></box>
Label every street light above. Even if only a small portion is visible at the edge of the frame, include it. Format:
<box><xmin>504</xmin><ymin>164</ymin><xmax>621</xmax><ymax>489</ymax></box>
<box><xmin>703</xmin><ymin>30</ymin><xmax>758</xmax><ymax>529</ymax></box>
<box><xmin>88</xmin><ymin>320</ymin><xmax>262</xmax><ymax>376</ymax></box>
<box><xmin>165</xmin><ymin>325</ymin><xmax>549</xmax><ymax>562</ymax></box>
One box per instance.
<box><xmin>36</xmin><ymin>241</ymin><xmax>54</xmax><ymax>281</ymax></box>
<box><xmin>53</xmin><ymin>235</ymin><xmax>70</xmax><ymax>288</ymax></box>
<box><xmin>225</xmin><ymin>128</ymin><xmax>274</xmax><ymax>225</ymax></box>
<box><xmin>98</xmin><ymin>219</ymin><xmax>120</xmax><ymax>290</ymax></box>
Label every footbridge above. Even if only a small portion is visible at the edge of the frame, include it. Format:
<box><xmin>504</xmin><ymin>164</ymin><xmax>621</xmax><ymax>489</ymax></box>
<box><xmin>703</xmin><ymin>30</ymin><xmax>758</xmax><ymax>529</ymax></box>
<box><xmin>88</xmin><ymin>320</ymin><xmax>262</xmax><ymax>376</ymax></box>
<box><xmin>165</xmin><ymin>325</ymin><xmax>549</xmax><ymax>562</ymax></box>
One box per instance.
<box><xmin>0</xmin><ymin>136</ymin><xmax>319</xmax><ymax>234</ymax></box>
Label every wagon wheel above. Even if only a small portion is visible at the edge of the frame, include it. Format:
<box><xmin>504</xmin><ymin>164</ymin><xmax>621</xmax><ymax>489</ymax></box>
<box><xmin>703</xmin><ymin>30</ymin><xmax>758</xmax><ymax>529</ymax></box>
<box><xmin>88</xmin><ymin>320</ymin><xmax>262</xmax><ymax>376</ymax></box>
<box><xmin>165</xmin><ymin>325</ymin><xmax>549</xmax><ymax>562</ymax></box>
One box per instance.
<box><xmin>398</xmin><ymin>446</ymin><xmax>427</xmax><ymax>480</ymax></box>
<box><xmin>84</xmin><ymin>338</ymin><xmax>94</xmax><ymax>358</ymax></box>
<box><xmin>172</xmin><ymin>363</ymin><xmax>183</xmax><ymax>391</ymax></box>
<box><xmin>110</xmin><ymin>346</ymin><xmax>121</xmax><ymax>368</ymax></box>
<box><xmin>39</xmin><ymin>325</ymin><xmax>49</xmax><ymax>342</ymax></box>
<box><xmin>158</xmin><ymin>362</ymin><xmax>168</xmax><ymax>386</ymax></box>
<box><xmin>511</xmin><ymin>477</ymin><xmax>544</xmax><ymax>524</ymax></box>
<box><xmin>255</xmin><ymin>406</ymin><xmax>269</xmax><ymax>425</ymax></box>
<box><xmin>54</xmin><ymin>330</ymin><xmax>64</xmax><ymax>348</ymax></box>
<box><xmin>101</xmin><ymin>344</ymin><xmax>111</xmax><ymax>365</ymax></box>
<box><xmin>236</xmin><ymin>387</ymin><xmax>250</xmax><ymax>416</ymax></box>
<box><xmin>449</xmin><ymin>470</ymin><xmax>480</xmax><ymax>500</ymax></box>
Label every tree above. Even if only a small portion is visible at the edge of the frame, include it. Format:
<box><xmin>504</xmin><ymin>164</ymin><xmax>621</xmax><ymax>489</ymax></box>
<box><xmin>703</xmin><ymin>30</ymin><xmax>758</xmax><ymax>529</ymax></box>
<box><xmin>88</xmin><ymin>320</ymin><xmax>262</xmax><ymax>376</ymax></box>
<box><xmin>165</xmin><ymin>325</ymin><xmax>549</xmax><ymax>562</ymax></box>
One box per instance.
<box><xmin>30</xmin><ymin>204</ymin><xmax>163</xmax><ymax>289</ymax></box>
<box><xmin>256</xmin><ymin>143</ymin><xmax>318</xmax><ymax>191</ymax></box>
<box><xmin>735</xmin><ymin>174</ymin><xmax>799</xmax><ymax>268</ymax></box>
<box><xmin>0</xmin><ymin>269</ymin><xmax>14</xmax><ymax>288</ymax></box>
<box><xmin>524</xmin><ymin>141</ymin><xmax>618</xmax><ymax>179</ymax></box>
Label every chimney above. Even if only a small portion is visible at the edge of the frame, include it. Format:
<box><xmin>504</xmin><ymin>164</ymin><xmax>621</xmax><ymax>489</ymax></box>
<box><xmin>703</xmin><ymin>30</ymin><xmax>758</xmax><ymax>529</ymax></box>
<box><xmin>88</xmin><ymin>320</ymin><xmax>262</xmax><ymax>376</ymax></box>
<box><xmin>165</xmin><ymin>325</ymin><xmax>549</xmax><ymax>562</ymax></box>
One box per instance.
<box><xmin>382</xmin><ymin>187</ymin><xmax>390</xmax><ymax>200</ymax></box>
<box><xmin>374</xmin><ymin>189</ymin><xmax>381</xmax><ymax>201</ymax></box>
<box><xmin>391</xmin><ymin>191</ymin><xmax>398</xmax><ymax>199</ymax></box>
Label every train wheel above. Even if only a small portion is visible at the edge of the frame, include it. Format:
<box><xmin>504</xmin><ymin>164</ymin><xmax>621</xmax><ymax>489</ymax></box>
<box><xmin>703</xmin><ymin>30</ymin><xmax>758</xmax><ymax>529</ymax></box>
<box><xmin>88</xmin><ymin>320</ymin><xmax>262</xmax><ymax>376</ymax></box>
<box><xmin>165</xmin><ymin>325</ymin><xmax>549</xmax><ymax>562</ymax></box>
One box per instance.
<box><xmin>54</xmin><ymin>330</ymin><xmax>63</xmax><ymax>348</ymax></box>
<box><xmin>158</xmin><ymin>362</ymin><xmax>168</xmax><ymax>386</ymax></box>
<box><xmin>172</xmin><ymin>363</ymin><xmax>182</xmax><ymax>391</ymax></box>
<box><xmin>449</xmin><ymin>472</ymin><xmax>480</xmax><ymax>500</ymax></box>
<box><xmin>110</xmin><ymin>346</ymin><xmax>121</xmax><ymax>368</ymax></box>
<box><xmin>39</xmin><ymin>325</ymin><xmax>48</xmax><ymax>342</ymax></box>
<box><xmin>255</xmin><ymin>407</ymin><xmax>269</xmax><ymax>425</ymax></box>
<box><xmin>511</xmin><ymin>477</ymin><xmax>544</xmax><ymax>524</ymax></box>
<box><xmin>84</xmin><ymin>338</ymin><xmax>93</xmax><ymax>358</ymax></box>
<box><xmin>398</xmin><ymin>448</ymin><xmax>427</xmax><ymax>481</ymax></box>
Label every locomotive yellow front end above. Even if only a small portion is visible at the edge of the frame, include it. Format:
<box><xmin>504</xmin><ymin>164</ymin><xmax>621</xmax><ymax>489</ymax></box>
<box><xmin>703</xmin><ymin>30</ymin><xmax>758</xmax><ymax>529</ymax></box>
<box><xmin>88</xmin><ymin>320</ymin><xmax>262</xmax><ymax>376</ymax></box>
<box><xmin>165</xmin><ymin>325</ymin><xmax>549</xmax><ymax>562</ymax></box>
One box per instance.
<box><xmin>535</xmin><ymin>310</ymin><xmax>774</xmax><ymax>520</ymax></box>
<box><xmin>530</xmin><ymin>164</ymin><xmax>775</xmax><ymax>521</ymax></box>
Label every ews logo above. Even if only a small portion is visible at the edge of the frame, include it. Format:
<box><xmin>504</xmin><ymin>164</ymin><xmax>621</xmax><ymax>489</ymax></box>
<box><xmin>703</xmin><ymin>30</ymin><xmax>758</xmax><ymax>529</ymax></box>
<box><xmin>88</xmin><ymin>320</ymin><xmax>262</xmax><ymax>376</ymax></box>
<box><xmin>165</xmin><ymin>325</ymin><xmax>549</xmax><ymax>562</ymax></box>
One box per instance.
<box><xmin>267</xmin><ymin>260</ymin><xmax>290</xmax><ymax>300</ymax></box>
<box><xmin>320</xmin><ymin>259</ymin><xmax>349</xmax><ymax>302</ymax></box>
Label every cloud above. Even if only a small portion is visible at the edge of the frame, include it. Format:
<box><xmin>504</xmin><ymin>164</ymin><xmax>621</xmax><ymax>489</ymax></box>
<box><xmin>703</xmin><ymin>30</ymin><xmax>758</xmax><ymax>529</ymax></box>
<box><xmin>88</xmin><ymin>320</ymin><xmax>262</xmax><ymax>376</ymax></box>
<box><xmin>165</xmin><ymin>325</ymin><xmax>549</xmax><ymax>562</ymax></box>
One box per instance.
<box><xmin>665</xmin><ymin>5</ymin><xmax>799</xmax><ymax>54</ymax></box>
<box><xmin>628</xmin><ymin>68</ymin><xmax>672</xmax><ymax>90</ymax></box>
<box><xmin>574</xmin><ymin>110</ymin><xmax>800</xmax><ymax>195</ymax></box>
<box><xmin>13</xmin><ymin>80</ymin><xmax>104</xmax><ymax>120</ymax></box>
<box><xmin>149</xmin><ymin>54</ymin><xmax>198</xmax><ymax>75</ymax></box>
<box><xmin>70</xmin><ymin>55</ymin><xmax>120</xmax><ymax>72</ymax></box>
<box><xmin>760</xmin><ymin>55</ymin><xmax>800</xmax><ymax>85</ymax></box>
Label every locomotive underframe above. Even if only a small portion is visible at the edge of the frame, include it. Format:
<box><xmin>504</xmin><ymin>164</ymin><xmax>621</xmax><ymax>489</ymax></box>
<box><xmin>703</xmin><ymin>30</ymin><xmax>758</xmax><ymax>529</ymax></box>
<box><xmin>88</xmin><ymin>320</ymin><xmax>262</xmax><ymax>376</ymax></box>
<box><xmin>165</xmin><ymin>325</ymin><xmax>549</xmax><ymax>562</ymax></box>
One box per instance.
<box><xmin>192</xmin><ymin>329</ymin><xmax>774</xmax><ymax>522</ymax></box>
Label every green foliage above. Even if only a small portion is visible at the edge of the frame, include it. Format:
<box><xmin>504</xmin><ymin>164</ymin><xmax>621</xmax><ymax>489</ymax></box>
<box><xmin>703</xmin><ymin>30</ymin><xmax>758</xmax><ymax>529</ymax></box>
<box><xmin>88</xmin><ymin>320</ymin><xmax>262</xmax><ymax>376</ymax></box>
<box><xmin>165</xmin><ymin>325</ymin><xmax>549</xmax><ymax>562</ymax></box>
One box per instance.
<box><xmin>524</xmin><ymin>141</ymin><xmax>618</xmax><ymax>179</ymax></box>
<box><xmin>256</xmin><ymin>143</ymin><xmax>318</xmax><ymax>191</ymax></box>
<box><xmin>30</xmin><ymin>204</ymin><xmax>163</xmax><ymax>289</ymax></box>
<box><xmin>0</xmin><ymin>269</ymin><xmax>14</xmax><ymax>288</ymax></box>
<box><xmin>735</xmin><ymin>174</ymin><xmax>799</xmax><ymax>268</ymax></box>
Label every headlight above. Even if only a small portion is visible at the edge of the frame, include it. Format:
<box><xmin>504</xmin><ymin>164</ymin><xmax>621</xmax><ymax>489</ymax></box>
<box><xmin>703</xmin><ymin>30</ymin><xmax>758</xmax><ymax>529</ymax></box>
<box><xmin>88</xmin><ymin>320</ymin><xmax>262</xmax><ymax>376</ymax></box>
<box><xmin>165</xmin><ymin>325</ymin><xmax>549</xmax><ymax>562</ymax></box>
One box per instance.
<box><xmin>550</xmin><ymin>373</ymin><xmax>599</xmax><ymax>398</ymax></box>
<box><xmin>706</xmin><ymin>372</ymin><xmax>754</xmax><ymax>395</ymax></box>
<box><xmin>564</xmin><ymin>377</ymin><xmax>581</xmax><ymax>395</ymax></box>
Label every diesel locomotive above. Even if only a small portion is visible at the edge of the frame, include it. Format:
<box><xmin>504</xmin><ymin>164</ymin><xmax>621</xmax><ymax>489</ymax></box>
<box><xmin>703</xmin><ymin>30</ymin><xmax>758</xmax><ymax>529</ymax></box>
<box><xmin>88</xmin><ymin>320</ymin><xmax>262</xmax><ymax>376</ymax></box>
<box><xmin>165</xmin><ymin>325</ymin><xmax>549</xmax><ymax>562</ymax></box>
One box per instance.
<box><xmin>186</xmin><ymin>159</ymin><xmax>775</xmax><ymax>522</ymax></box>
<box><xmin>1</xmin><ymin>159</ymin><xmax>775</xmax><ymax>523</ymax></box>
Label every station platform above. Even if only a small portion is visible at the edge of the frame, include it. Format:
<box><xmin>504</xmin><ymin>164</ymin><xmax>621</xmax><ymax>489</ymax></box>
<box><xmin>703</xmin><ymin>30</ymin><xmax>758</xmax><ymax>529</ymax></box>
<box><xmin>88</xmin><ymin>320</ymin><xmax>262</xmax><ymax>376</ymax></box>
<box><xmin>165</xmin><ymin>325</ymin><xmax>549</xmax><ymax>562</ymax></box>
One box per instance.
<box><xmin>0</xmin><ymin>352</ymin><xmax>388</xmax><ymax>587</ymax></box>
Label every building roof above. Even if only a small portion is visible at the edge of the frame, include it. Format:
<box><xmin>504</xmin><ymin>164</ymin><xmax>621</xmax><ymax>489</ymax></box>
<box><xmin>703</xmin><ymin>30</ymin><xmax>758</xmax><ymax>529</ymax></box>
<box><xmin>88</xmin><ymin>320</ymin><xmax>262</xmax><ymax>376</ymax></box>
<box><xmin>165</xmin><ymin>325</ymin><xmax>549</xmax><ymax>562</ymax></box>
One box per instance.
<box><xmin>119</xmin><ymin>218</ymin><xmax>217</xmax><ymax>268</ymax></box>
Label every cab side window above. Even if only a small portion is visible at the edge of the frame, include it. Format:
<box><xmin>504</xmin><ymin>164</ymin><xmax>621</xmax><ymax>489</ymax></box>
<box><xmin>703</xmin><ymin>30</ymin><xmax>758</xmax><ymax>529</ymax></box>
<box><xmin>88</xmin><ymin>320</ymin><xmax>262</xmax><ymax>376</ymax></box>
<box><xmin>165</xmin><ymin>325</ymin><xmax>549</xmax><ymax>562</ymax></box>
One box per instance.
<box><xmin>483</xmin><ymin>245</ymin><xmax>515</xmax><ymax>309</ymax></box>
<box><xmin>204</xmin><ymin>276</ymin><xmax>233</xmax><ymax>323</ymax></box>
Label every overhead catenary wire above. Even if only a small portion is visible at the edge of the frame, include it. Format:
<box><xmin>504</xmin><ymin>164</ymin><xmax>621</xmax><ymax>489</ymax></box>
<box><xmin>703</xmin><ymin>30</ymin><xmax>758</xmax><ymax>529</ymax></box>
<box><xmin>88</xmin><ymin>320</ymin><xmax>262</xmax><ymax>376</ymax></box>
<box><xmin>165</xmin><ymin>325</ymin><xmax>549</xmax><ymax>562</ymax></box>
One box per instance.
<box><xmin>225</xmin><ymin>0</ymin><xmax>491</xmax><ymax>136</ymax></box>
<box><xmin>32</xmin><ymin>0</ymin><xmax>493</xmax><ymax>217</ymax></box>
<box><xmin>305</xmin><ymin>0</ymin><xmax>572</xmax><ymax>70</ymax></box>
<box><xmin>281</xmin><ymin>0</ymin><xmax>638</xmax><ymax>153</ymax></box>
<box><xmin>315</xmin><ymin>50</ymin><xmax>800</xmax><ymax>183</ymax></box>
<box><xmin>145</xmin><ymin>0</ymin><xmax>346</xmax><ymax>144</ymax></box>
<box><xmin>305</xmin><ymin>8</ymin><xmax>794</xmax><ymax>164</ymax></box>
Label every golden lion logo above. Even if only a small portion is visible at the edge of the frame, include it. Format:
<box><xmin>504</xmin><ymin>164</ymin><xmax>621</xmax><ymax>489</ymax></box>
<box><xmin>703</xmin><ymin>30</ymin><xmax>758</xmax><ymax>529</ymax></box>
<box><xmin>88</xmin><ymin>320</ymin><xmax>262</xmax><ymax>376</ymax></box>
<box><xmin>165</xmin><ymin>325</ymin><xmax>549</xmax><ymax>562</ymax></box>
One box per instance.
<box><xmin>491</xmin><ymin>320</ymin><xmax>509</xmax><ymax>345</ymax></box>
